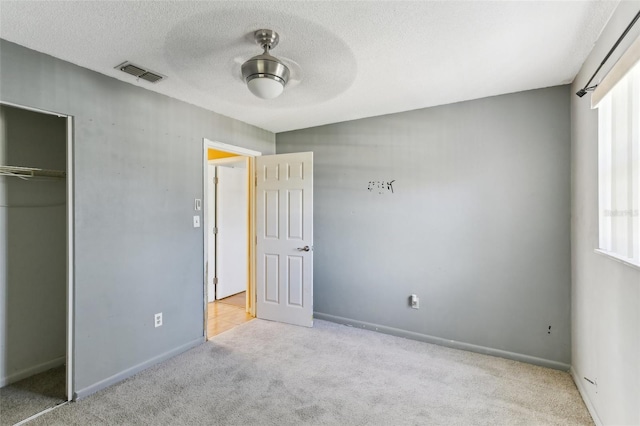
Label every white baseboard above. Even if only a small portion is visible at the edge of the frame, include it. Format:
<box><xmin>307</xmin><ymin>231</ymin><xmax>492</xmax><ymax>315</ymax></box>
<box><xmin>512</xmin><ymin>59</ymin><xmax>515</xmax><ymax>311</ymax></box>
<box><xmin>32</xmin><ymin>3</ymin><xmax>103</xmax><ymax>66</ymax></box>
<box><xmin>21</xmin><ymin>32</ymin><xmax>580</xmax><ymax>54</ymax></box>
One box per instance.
<box><xmin>570</xmin><ymin>366</ymin><xmax>603</xmax><ymax>426</ymax></box>
<box><xmin>0</xmin><ymin>356</ymin><xmax>66</xmax><ymax>387</ymax></box>
<box><xmin>314</xmin><ymin>312</ymin><xmax>571</xmax><ymax>371</ymax></box>
<box><xmin>74</xmin><ymin>337</ymin><xmax>204</xmax><ymax>400</ymax></box>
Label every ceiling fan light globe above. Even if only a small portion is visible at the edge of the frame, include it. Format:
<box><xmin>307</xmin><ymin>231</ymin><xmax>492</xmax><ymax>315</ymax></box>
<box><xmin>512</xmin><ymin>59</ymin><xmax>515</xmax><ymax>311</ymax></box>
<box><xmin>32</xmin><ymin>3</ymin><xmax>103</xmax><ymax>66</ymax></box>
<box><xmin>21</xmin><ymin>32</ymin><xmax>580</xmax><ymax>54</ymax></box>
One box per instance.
<box><xmin>241</xmin><ymin>47</ymin><xmax>290</xmax><ymax>99</ymax></box>
<box><xmin>246</xmin><ymin>76</ymin><xmax>285</xmax><ymax>99</ymax></box>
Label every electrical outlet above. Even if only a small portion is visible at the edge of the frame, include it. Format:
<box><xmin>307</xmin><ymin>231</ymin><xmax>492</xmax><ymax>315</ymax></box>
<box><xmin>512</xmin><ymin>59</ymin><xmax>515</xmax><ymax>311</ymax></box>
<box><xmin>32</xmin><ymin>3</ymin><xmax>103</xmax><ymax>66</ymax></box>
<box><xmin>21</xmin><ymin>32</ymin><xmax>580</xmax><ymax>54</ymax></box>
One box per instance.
<box><xmin>193</xmin><ymin>215</ymin><xmax>200</xmax><ymax>228</ymax></box>
<box><xmin>154</xmin><ymin>312</ymin><xmax>163</xmax><ymax>328</ymax></box>
<box><xmin>410</xmin><ymin>294</ymin><xmax>419</xmax><ymax>309</ymax></box>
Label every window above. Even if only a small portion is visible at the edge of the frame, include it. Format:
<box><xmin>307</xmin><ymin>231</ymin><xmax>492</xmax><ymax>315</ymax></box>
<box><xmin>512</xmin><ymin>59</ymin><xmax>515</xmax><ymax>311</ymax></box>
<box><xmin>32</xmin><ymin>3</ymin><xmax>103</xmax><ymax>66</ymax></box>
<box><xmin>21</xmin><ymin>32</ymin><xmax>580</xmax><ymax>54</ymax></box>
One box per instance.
<box><xmin>595</xmin><ymin>59</ymin><xmax>640</xmax><ymax>267</ymax></box>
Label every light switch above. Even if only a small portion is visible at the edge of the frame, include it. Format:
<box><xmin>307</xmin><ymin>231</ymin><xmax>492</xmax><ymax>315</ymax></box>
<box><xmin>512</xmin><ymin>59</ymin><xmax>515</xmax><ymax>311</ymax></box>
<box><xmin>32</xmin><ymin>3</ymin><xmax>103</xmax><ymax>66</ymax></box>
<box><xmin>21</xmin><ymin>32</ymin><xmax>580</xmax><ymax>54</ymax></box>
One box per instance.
<box><xmin>195</xmin><ymin>199</ymin><xmax>202</xmax><ymax>211</ymax></box>
<box><xmin>193</xmin><ymin>215</ymin><xmax>201</xmax><ymax>228</ymax></box>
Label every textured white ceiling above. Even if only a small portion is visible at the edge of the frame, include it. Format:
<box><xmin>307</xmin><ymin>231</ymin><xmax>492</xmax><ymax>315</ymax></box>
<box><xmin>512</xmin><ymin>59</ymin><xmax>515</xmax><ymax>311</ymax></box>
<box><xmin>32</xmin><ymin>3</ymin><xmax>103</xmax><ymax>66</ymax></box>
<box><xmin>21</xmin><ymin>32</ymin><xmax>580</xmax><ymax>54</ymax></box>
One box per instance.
<box><xmin>0</xmin><ymin>1</ymin><xmax>619</xmax><ymax>133</ymax></box>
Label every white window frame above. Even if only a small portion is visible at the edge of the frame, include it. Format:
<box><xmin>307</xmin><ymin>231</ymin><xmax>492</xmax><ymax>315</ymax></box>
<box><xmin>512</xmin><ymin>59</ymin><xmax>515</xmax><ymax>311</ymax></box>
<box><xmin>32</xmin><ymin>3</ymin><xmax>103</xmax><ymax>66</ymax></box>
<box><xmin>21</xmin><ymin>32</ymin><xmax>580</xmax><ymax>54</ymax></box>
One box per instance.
<box><xmin>593</xmin><ymin>54</ymin><xmax>640</xmax><ymax>270</ymax></box>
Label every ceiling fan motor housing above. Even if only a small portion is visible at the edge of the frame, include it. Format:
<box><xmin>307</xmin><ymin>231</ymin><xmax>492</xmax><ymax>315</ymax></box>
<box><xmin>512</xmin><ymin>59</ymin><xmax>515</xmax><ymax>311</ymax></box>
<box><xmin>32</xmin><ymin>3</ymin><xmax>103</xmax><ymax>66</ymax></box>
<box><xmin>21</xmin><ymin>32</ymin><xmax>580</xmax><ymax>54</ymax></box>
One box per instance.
<box><xmin>241</xmin><ymin>53</ymin><xmax>290</xmax><ymax>86</ymax></box>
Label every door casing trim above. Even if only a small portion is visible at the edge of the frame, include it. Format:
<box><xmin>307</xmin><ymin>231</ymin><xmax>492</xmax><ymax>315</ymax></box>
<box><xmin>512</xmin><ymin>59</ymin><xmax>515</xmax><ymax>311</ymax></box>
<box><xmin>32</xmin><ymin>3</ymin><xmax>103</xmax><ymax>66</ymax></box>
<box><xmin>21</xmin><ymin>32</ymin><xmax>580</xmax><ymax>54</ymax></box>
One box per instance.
<box><xmin>202</xmin><ymin>139</ymin><xmax>261</xmax><ymax>339</ymax></box>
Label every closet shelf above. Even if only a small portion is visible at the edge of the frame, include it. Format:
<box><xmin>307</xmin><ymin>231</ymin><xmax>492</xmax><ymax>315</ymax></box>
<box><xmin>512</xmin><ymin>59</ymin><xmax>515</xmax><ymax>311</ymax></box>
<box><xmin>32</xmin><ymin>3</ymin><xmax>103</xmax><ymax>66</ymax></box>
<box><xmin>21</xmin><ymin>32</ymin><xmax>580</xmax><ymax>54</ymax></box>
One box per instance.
<box><xmin>0</xmin><ymin>165</ymin><xmax>66</xmax><ymax>179</ymax></box>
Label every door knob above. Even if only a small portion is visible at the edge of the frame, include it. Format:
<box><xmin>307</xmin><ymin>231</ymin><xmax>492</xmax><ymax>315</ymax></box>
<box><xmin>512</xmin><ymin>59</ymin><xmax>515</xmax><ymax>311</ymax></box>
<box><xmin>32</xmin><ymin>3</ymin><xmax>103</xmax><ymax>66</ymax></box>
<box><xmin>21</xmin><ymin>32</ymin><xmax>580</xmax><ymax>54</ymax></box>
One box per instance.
<box><xmin>297</xmin><ymin>246</ymin><xmax>310</xmax><ymax>252</ymax></box>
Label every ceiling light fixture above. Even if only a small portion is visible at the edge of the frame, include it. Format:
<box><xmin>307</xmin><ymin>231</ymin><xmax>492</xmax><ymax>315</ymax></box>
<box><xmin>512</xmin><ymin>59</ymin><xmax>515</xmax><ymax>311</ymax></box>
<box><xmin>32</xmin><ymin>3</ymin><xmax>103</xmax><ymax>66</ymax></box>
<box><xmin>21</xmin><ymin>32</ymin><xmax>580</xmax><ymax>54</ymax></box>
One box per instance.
<box><xmin>241</xmin><ymin>29</ymin><xmax>290</xmax><ymax>100</ymax></box>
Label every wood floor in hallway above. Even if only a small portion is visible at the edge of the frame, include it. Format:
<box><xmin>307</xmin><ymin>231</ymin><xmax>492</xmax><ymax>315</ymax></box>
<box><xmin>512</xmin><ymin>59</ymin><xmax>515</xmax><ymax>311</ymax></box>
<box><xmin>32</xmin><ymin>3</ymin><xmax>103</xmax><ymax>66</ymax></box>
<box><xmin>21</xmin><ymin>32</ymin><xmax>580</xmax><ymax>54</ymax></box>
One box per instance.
<box><xmin>207</xmin><ymin>292</ymin><xmax>252</xmax><ymax>339</ymax></box>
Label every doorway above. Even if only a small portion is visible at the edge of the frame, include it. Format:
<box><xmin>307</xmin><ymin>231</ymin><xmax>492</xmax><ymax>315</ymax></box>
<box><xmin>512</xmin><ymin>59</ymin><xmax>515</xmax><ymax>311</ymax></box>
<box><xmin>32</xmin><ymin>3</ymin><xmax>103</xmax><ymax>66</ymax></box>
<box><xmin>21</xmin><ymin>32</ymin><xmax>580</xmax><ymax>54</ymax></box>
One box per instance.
<box><xmin>202</xmin><ymin>140</ymin><xmax>315</xmax><ymax>337</ymax></box>
<box><xmin>203</xmin><ymin>140</ymin><xmax>260</xmax><ymax>339</ymax></box>
<box><xmin>0</xmin><ymin>102</ymin><xmax>74</xmax><ymax>423</ymax></box>
<box><xmin>208</xmin><ymin>156</ymin><xmax>248</xmax><ymax>302</ymax></box>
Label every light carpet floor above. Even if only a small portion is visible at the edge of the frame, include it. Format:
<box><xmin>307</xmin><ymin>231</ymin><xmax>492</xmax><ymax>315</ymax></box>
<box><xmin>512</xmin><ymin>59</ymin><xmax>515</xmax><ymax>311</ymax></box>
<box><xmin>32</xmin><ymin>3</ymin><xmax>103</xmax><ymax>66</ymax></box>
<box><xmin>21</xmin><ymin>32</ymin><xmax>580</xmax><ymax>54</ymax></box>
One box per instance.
<box><xmin>0</xmin><ymin>365</ymin><xmax>66</xmax><ymax>426</ymax></box>
<box><xmin>28</xmin><ymin>320</ymin><xmax>592</xmax><ymax>425</ymax></box>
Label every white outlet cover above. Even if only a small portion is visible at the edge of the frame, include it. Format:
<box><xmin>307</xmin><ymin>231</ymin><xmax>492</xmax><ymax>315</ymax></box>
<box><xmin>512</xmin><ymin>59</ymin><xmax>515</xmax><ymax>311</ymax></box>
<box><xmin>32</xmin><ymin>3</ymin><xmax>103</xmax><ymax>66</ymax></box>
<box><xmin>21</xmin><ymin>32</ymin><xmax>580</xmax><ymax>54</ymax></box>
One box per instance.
<box><xmin>154</xmin><ymin>312</ymin><xmax>163</xmax><ymax>327</ymax></box>
<box><xmin>193</xmin><ymin>215</ymin><xmax>201</xmax><ymax>228</ymax></box>
<box><xmin>195</xmin><ymin>199</ymin><xmax>202</xmax><ymax>211</ymax></box>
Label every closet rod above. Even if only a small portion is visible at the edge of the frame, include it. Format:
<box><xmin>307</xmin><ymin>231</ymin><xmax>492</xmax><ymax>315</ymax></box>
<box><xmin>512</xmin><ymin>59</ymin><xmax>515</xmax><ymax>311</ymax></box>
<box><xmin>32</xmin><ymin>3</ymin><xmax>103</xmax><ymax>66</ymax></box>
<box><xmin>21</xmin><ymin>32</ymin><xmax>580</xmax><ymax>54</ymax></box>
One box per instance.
<box><xmin>0</xmin><ymin>165</ymin><xmax>66</xmax><ymax>179</ymax></box>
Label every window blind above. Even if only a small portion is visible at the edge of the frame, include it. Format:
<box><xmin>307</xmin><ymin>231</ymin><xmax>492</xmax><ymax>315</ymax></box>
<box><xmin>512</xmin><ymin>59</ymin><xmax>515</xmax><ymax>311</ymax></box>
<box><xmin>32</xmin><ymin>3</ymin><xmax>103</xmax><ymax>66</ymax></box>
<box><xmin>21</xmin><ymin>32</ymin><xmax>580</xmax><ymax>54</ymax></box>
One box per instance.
<box><xmin>596</xmin><ymin>58</ymin><xmax>640</xmax><ymax>266</ymax></box>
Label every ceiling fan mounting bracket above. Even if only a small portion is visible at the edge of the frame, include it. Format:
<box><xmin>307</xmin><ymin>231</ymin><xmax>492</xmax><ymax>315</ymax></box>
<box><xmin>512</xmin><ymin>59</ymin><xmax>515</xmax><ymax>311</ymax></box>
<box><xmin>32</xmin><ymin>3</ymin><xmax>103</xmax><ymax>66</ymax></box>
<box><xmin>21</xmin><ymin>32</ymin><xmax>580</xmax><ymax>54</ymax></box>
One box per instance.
<box><xmin>254</xmin><ymin>29</ymin><xmax>279</xmax><ymax>51</ymax></box>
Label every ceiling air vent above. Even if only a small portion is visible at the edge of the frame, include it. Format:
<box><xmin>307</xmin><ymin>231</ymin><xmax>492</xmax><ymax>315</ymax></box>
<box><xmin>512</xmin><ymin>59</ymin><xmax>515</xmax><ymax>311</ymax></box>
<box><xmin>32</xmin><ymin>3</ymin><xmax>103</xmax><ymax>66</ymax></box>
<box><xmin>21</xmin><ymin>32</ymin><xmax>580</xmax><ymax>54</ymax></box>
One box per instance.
<box><xmin>115</xmin><ymin>61</ymin><xmax>166</xmax><ymax>83</ymax></box>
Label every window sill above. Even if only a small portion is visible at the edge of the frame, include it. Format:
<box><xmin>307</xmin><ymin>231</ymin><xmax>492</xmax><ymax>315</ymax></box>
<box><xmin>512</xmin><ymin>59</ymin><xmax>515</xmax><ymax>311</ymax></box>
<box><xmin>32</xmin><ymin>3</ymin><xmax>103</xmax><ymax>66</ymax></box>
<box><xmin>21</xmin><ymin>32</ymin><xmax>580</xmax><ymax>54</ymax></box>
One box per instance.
<box><xmin>594</xmin><ymin>249</ymin><xmax>640</xmax><ymax>271</ymax></box>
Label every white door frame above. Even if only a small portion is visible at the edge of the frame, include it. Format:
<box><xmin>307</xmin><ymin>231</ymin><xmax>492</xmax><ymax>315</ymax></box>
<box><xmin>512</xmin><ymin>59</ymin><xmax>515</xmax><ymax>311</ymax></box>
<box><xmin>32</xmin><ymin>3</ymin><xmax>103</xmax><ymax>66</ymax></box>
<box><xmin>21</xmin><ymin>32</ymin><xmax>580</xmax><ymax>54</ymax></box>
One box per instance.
<box><xmin>0</xmin><ymin>101</ymin><xmax>75</xmax><ymax>401</ymax></box>
<box><xmin>202</xmin><ymin>139</ymin><xmax>261</xmax><ymax>338</ymax></box>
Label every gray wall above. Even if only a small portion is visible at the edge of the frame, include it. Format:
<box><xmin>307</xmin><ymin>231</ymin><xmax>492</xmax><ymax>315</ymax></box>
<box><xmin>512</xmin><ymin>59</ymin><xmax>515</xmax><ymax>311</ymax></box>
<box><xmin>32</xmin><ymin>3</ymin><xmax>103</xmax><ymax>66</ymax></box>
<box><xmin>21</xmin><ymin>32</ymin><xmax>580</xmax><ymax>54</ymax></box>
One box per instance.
<box><xmin>277</xmin><ymin>86</ymin><xmax>571</xmax><ymax>366</ymax></box>
<box><xmin>0</xmin><ymin>39</ymin><xmax>275</xmax><ymax>397</ymax></box>
<box><xmin>570</xmin><ymin>2</ymin><xmax>640</xmax><ymax>424</ymax></box>
<box><xmin>0</xmin><ymin>105</ymin><xmax>67</xmax><ymax>384</ymax></box>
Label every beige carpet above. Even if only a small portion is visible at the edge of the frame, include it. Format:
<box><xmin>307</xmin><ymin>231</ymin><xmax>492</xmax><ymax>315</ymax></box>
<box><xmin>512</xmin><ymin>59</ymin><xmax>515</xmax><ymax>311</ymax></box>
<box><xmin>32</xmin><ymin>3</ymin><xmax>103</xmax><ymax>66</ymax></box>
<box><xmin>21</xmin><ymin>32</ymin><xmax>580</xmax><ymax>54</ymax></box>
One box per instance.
<box><xmin>0</xmin><ymin>365</ymin><xmax>66</xmax><ymax>426</ymax></box>
<box><xmin>28</xmin><ymin>320</ymin><xmax>591</xmax><ymax>425</ymax></box>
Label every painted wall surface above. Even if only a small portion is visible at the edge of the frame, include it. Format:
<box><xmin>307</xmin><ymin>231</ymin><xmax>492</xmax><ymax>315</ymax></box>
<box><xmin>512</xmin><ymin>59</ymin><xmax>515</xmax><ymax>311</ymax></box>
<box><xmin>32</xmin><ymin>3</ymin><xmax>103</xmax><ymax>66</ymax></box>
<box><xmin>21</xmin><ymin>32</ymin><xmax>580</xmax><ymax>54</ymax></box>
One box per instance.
<box><xmin>208</xmin><ymin>149</ymin><xmax>240</xmax><ymax>160</ymax></box>
<box><xmin>0</xmin><ymin>105</ymin><xmax>67</xmax><ymax>385</ymax></box>
<box><xmin>277</xmin><ymin>86</ymin><xmax>571</xmax><ymax>366</ymax></box>
<box><xmin>0</xmin><ymin>39</ymin><xmax>274</xmax><ymax>396</ymax></box>
<box><xmin>571</xmin><ymin>3</ymin><xmax>640</xmax><ymax>424</ymax></box>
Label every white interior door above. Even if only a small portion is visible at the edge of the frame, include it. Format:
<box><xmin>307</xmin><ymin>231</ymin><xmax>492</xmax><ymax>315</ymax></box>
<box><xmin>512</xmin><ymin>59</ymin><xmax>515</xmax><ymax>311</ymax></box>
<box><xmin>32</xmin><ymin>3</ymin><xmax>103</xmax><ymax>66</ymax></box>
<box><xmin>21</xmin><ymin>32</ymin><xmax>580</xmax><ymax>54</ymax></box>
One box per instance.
<box><xmin>256</xmin><ymin>152</ymin><xmax>313</xmax><ymax>327</ymax></box>
<box><xmin>216</xmin><ymin>162</ymin><xmax>248</xmax><ymax>299</ymax></box>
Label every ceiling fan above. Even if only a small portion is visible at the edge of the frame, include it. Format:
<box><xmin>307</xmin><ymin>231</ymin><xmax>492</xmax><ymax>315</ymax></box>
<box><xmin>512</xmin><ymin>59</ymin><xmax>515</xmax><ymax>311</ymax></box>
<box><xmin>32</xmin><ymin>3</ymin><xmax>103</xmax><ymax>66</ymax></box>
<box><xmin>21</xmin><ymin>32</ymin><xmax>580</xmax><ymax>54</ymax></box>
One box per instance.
<box><xmin>241</xmin><ymin>29</ymin><xmax>291</xmax><ymax>100</ymax></box>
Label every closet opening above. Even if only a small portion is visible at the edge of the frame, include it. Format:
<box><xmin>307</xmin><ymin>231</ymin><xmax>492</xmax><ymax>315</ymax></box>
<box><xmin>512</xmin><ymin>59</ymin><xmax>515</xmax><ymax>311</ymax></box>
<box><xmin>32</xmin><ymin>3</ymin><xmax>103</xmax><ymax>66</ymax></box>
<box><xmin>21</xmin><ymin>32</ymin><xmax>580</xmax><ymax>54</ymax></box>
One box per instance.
<box><xmin>0</xmin><ymin>102</ymin><xmax>74</xmax><ymax>423</ymax></box>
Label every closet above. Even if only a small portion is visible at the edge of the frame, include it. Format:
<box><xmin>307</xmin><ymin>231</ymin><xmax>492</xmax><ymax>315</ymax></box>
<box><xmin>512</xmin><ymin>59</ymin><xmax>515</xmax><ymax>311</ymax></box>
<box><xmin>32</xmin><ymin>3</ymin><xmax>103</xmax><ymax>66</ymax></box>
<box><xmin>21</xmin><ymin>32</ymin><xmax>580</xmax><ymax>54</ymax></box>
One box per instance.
<box><xmin>0</xmin><ymin>104</ymin><xmax>68</xmax><ymax>423</ymax></box>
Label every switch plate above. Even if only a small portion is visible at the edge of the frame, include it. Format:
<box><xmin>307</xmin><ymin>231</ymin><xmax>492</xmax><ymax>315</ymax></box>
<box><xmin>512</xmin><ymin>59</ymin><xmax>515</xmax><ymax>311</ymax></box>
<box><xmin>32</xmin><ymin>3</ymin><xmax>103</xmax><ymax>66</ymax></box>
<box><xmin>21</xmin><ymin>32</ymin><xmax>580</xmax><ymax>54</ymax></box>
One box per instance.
<box><xmin>154</xmin><ymin>312</ymin><xmax>163</xmax><ymax>328</ymax></box>
<box><xmin>195</xmin><ymin>199</ymin><xmax>202</xmax><ymax>211</ymax></box>
<box><xmin>193</xmin><ymin>215</ymin><xmax>200</xmax><ymax>228</ymax></box>
<box><xmin>410</xmin><ymin>294</ymin><xmax>419</xmax><ymax>309</ymax></box>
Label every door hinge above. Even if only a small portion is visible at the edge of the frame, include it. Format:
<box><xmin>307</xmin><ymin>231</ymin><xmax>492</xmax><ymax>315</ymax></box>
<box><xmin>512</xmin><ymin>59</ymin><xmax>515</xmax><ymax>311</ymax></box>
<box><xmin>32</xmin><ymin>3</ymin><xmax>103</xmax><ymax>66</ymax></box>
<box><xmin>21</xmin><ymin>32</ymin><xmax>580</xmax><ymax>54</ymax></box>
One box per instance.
<box><xmin>213</xmin><ymin>277</ymin><xmax>218</xmax><ymax>285</ymax></box>
<box><xmin>214</xmin><ymin>177</ymin><xmax>219</xmax><ymax>185</ymax></box>
<box><xmin>213</xmin><ymin>227</ymin><xmax>218</xmax><ymax>235</ymax></box>
<box><xmin>255</xmin><ymin>175</ymin><xmax>257</xmax><ymax>186</ymax></box>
